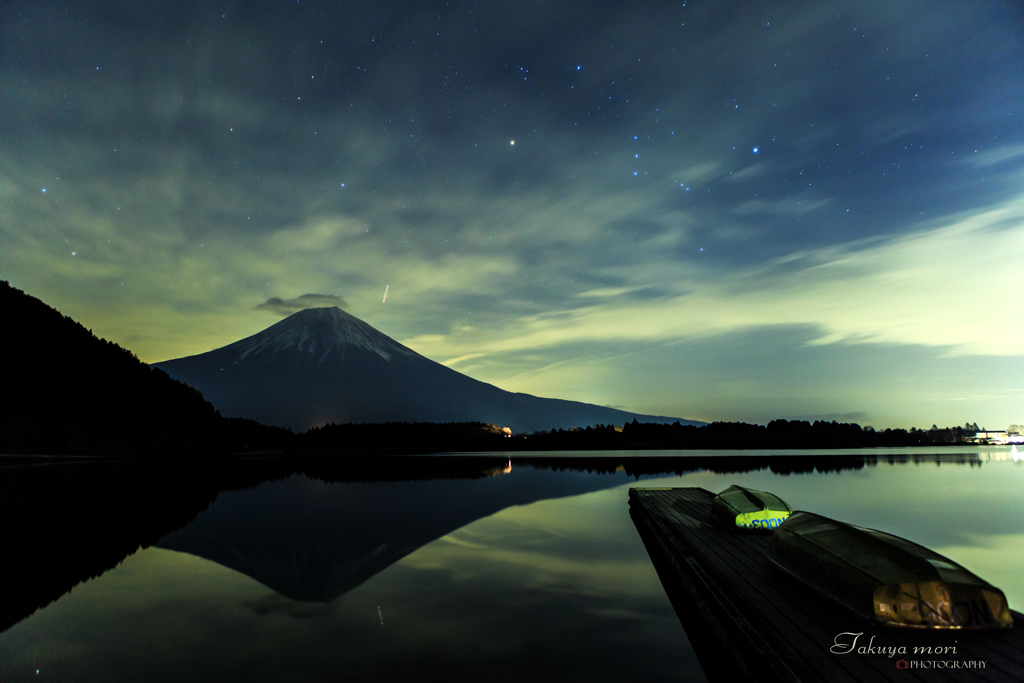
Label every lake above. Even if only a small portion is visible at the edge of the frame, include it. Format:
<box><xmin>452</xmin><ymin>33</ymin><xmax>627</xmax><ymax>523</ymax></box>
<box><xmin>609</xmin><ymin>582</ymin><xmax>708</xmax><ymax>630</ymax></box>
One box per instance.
<box><xmin>1</xmin><ymin>447</ymin><xmax>1021</xmax><ymax>681</ymax></box>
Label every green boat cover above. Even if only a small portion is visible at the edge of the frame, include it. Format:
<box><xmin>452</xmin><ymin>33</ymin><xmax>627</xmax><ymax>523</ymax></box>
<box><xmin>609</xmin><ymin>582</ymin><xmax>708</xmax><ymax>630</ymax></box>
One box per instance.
<box><xmin>710</xmin><ymin>485</ymin><xmax>793</xmax><ymax>531</ymax></box>
<box><xmin>767</xmin><ymin>511</ymin><xmax>1013</xmax><ymax>629</ymax></box>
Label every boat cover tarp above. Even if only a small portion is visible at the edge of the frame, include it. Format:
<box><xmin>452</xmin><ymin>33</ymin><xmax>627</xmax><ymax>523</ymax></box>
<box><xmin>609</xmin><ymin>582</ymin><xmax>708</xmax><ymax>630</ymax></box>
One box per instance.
<box><xmin>710</xmin><ymin>485</ymin><xmax>792</xmax><ymax>531</ymax></box>
<box><xmin>767</xmin><ymin>511</ymin><xmax>1013</xmax><ymax>629</ymax></box>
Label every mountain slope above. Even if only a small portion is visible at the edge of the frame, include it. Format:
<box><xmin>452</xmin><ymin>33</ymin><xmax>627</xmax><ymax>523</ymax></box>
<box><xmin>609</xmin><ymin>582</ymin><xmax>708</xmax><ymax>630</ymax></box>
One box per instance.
<box><xmin>0</xmin><ymin>280</ymin><xmax>220</xmax><ymax>454</ymax></box>
<box><xmin>155</xmin><ymin>307</ymin><xmax>699</xmax><ymax>433</ymax></box>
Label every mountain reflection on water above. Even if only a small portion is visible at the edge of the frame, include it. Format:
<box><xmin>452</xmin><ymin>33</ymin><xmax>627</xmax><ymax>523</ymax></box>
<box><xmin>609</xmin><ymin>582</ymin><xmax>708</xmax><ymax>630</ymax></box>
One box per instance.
<box><xmin>153</xmin><ymin>449</ymin><xmax>1014</xmax><ymax>611</ymax></box>
<box><xmin>1</xmin><ymin>448</ymin><xmax>1021</xmax><ymax>682</ymax></box>
<box><xmin>155</xmin><ymin>464</ymin><xmax>625</xmax><ymax>604</ymax></box>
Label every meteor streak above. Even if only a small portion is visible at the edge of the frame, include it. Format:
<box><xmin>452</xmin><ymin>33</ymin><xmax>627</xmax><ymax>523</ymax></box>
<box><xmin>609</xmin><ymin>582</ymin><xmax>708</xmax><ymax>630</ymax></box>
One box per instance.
<box><xmin>382</xmin><ymin>285</ymin><xmax>389</xmax><ymax>303</ymax></box>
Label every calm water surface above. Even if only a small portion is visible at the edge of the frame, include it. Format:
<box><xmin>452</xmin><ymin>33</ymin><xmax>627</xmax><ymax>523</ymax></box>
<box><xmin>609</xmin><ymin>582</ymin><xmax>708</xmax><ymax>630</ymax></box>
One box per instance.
<box><xmin>1</xmin><ymin>447</ymin><xmax>1021</xmax><ymax>682</ymax></box>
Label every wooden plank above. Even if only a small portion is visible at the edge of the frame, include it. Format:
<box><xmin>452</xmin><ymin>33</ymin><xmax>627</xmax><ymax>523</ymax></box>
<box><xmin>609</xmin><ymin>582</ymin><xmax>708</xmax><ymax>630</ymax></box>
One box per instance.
<box><xmin>630</xmin><ymin>487</ymin><xmax>1024</xmax><ymax>683</ymax></box>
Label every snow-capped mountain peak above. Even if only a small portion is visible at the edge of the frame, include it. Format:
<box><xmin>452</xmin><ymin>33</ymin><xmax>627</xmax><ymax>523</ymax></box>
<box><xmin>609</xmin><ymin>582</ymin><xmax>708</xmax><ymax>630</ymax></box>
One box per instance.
<box><xmin>229</xmin><ymin>307</ymin><xmax>420</xmax><ymax>364</ymax></box>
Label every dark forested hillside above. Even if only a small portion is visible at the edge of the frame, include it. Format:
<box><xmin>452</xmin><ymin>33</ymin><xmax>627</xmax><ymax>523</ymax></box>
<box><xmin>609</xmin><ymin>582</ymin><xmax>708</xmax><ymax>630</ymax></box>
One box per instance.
<box><xmin>0</xmin><ymin>281</ymin><xmax>222</xmax><ymax>454</ymax></box>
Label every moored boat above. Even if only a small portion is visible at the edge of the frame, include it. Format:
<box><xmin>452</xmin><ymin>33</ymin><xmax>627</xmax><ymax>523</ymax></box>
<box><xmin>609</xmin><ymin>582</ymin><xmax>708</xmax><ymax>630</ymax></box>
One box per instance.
<box><xmin>710</xmin><ymin>485</ymin><xmax>793</xmax><ymax>531</ymax></box>
<box><xmin>767</xmin><ymin>511</ymin><xmax>1013</xmax><ymax>629</ymax></box>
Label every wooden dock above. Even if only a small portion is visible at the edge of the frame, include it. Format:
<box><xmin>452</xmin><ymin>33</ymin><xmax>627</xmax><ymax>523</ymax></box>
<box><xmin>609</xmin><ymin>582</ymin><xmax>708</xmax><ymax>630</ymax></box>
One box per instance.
<box><xmin>629</xmin><ymin>487</ymin><xmax>1024</xmax><ymax>683</ymax></box>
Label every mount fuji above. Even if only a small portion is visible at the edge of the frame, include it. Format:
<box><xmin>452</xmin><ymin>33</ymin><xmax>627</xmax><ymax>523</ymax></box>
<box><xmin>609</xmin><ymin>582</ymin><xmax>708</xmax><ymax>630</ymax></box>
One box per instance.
<box><xmin>154</xmin><ymin>307</ymin><xmax>700</xmax><ymax>433</ymax></box>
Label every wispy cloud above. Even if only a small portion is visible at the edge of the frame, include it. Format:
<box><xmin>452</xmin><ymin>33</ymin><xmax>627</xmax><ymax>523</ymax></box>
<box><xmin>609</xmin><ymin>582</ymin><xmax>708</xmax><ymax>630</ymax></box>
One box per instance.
<box><xmin>575</xmin><ymin>286</ymin><xmax>647</xmax><ymax>298</ymax></box>
<box><xmin>405</xmin><ymin>194</ymin><xmax>1024</xmax><ymax>363</ymax></box>
<box><xmin>966</xmin><ymin>145</ymin><xmax>1024</xmax><ymax>168</ymax></box>
<box><xmin>731</xmin><ymin>197</ymin><xmax>831</xmax><ymax>216</ymax></box>
<box><xmin>254</xmin><ymin>294</ymin><xmax>349</xmax><ymax>317</ymax></box>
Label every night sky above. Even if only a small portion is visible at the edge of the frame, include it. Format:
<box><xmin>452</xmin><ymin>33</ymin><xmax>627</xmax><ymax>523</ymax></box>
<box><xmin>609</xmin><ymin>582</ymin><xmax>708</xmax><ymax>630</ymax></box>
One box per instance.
<box><xmin>3</xmin><ymin>1</ymin><xmax>1022</xmax><ymax>428</ymax></box>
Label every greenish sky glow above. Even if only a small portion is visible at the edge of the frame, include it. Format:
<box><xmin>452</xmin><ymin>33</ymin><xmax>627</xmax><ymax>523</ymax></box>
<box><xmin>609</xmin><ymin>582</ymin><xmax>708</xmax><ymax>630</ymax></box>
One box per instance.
<box><xmin>2</xmin><ymin>1</ymin><xmax>1022</xmax><ymax>428</ymax></box>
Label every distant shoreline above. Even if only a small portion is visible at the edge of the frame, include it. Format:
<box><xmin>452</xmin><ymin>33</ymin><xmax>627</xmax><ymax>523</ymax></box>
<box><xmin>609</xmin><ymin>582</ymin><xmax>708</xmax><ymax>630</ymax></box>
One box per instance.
<box><xmin>2</xmin><ymin>441</ymin><xmax>1012</xmax><ymax>465</ymax></box>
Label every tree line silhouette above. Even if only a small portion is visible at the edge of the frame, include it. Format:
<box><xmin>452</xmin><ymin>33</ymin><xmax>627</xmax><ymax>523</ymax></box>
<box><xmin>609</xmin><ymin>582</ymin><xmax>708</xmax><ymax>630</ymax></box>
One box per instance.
<box><xmin>1</xmin><ymin>281</ymin><xmax>221</xmax><ymax>454</ymax></box>
<box><xmin>277</xmin><ymin>418</ymin><xmax>982</xmax><ymax>453</ymax></box>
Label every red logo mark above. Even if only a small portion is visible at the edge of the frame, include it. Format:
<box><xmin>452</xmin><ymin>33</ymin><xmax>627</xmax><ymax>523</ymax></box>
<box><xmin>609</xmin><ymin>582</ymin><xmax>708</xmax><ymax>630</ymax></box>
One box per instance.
<box><xmin>896</xmin><ymin>660</ymin><xmax>909</xmax><ymax>670</ymax></box>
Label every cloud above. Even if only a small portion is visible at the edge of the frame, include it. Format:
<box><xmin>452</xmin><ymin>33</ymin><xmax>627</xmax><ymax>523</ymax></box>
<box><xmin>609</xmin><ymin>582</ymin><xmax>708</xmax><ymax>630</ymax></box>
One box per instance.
<box><xmin>723</xmin><ymin>163</ymin><xmax>769</xmax><ymax>182</ymax></box>
<box><xmin>671</xmin><ymin>161</ymin><xmax>723</xmax><ymax>187</ymax></box>
<box><xmin>786</xmin><ymin>412</ymin><xmax>869</xmax><ymax>423</ymax></box>
<box><xmin>255</xmin><ymin>294</ymin><xmax>348</xmax><ymax>316</ymax></box>
<box><xmin>575</xmin><ymin>286</ymin><xmax>647</xmax><ymax>299</ymax></box>
<box><xmin>730</xmin><ymin>197</ymin><xmax>831</xmax><ymax>216</ymax></box>
<box><xmin>242</xmin><ymin>593</ymin><xmax>339</xmax><ymax>618</ymax></box>
<box><xmin>404</xmin><ymin>192</ymin><xmax>1024</xmax><ymax>365</ymax></box>
<box><xmin>966</xmin><ymin>145</ymin><xmax>1024</xmax><ymax>168</ymax></box>
<box><xmin>439</xmin><ymin>353</ymin><xmax>487</xmax><ymax>368</ymax></box>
